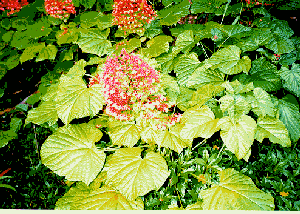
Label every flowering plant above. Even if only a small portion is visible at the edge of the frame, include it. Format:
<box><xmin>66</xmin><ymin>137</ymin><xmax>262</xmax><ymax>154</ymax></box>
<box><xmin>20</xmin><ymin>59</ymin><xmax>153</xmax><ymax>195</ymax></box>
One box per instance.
<box><xmin>1</xmin><ymin>0</ymin><xmax>299</xmax><ymax>210</ymax></box>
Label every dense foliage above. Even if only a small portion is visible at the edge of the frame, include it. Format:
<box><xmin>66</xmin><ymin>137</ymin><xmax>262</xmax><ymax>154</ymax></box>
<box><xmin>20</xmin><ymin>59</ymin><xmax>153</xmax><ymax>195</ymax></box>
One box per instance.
<box><xmin>1</xmin><ymin>0</ymin><xmax>300</xmax><ymax>210</ymax></box>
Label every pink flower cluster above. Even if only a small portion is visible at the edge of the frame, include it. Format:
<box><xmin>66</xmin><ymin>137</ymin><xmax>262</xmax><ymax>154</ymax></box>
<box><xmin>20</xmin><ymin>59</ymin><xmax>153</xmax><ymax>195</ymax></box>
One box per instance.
<box><xmin>44</xmin><ymin>0</ymin><xmax>76</xmax><ymax>19</ymax></box>
<box><xmin>112</xmin><ymin>0</ymin><xmax>157</xmax><ymax>34</ymax></box>
<box><xmin>0</xmin><ymin>0</ymin><xmax>28</xmax><ymax>16</ymax></box>
<box><xmin>89</xmin><ymin>48</ymin><xmax>182</xmax><ymax>130</ymax></box>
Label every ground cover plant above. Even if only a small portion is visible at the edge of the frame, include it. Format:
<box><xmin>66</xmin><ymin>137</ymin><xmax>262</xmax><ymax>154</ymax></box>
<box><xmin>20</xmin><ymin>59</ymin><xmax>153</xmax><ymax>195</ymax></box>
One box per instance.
<box><xmin>1</xmin><ymin>0</ymin><xmax>300</xmax><ymax>210</ymax></box>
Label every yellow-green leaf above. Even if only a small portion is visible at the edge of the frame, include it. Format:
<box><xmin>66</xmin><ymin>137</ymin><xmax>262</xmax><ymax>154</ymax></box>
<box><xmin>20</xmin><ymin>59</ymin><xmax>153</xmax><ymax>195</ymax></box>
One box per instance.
<box><xmin>154</xmin><ymin>123</ymin><xmax>193</xmax><ymax>153</ymax></box>
<box><xmin>218</xmin><ymin>115</ymin><xmax>257</xmax><ymax>161</ymax></box>
<box><xmin>255</xmin><ymin>116</ymin><xmax>291</xmax><ymax>147</ymax></box>
<box><xmin>41</xmin><ymin>123</ymin><xmax>105</xmax><ymax>185</ymax></box>
<box><xmin>180</xmin><ymin>105</ymin><xmax>220</xmax><ymax>140</ymax></box>
<box><xmin>108</xmin><ymin>119</ymin><xmax>141</xmax><ymax>147</ymax></box>
<box><xmin>141</xmin><ymin>35</ymin><xmax>173</xmax><ymax>58</ymax></box>
<box><xmin>106</xmin><ymin>148</ymin><xmax>170</xmax><ymax>201</ymax></box>
<box><xmin>55</xmin><ymin>75</ymin><xmax>105</xmax><ymax>124</ymax></box>
<box><xmin>200</xmin><ymin>168</ymin><xmax>274</xmax><ymax>210</ymax></box>
<box><xmin>25</xmin><ymin>100</ymin><xmax>58</xmax><ymax>126</ymax></box>
<box><xmin>55</xmin><ymin>184</ymin><xmax>143</xmax><ymax>210</ymax></box>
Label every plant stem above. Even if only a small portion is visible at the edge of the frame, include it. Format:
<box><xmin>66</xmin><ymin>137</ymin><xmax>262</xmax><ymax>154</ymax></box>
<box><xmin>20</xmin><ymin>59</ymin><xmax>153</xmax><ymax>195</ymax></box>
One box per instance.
<box><xmin>221</xmin><ymin>0</ymin><xmax>231</xmax><ymax>25</ymax></box>
<box><xmin>192</xmin><ymin>138</ymin><xmax>207</xmax><ymax>151</ymax></box>
<box><xmin>216</xmin><ymin>143</ymin><xmax>225</xmax><ymax>159</ymax></box>
<box><xmin>175</xmin><ymin>188</ymin><xmax>183</xmax><ymax>208</ymax></box>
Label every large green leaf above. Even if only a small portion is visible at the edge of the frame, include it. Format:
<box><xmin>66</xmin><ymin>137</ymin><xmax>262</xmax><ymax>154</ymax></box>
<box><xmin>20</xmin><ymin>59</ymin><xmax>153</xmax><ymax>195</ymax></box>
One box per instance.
<box><xmin>174</xmin><ymin>52</ymin><xmax>202</xmax><ymax>86</ymax></box>
<box><xmin>172</xmin><ymin>30</ymin><xmax>195</xmax><ymax>54</ymax></box>
<box><xmin>55</xmin><ymin>183</ymin><xmax>143</xmax><ymax>210</ymax></box>
<box><xmin>153</xmin><ymin>123</ymin><xmax>193</xmax><ymax>153</ymax></box>
<box><xmin>265</xmin><ymin>34</ymin><xmax>295</xmax><ymax>54</ymax></box>
<box><xmin>255</xmin><ymin>116</ymin><xmax>291</xmax><ymax>147</ymax></box>
<box><xmin>278</xmin><ymin>96</ymin><xmax>300</xmax><ymax>143</ymax></box>
<box><xmin>236</xmin><ymin>28</ymin><xmax>272</xmax><ymax>52</ymax></box>
<box><xmin>36</xmin><ymin>44</ymin><xmax>58</xmax><ymax>62</ymax></box>
<box><xmin>278</xmin><ymin>63</ymin><xmax>300</xmax><ymax>97</ymax></box>
<box><xmin>159</xmin><ymin>73</ymin><xmax>180</xmax><ymax>104</ymax></box>
<box><xmin>218</xmin><ymin>115</ymin><xmax>257</xmax><ymax>161</ymax></box>
<box><xmin>180</xmin><ymin>104</ymin><xmax>220</xmax><ymax>140</ymax></box>
<box><xmin>41</xmin><ymin>123</ymin><xmax>105</xmax><ymax>185</ymax></box>
<box><xmin>106</xmin><ymin>148</ymin><xmax>170</xmax><ymax>201</ymax></box>
<box><xmin>233</xmin><ymin>57</ymin><xmax>282</xmax><ymax>92</ymax></box>
<box><xmin>56</xmin><ymin>27</ymin><xmax>79</xmax><ymax>46</ymax></box>
<box><xmin>208</xmin><ymin>45</ymin><xmax>250</xmax><ymax>75</ymax></box>
<box><xmin>25</xmin><ymin>100</ymin><xmax>58</xmax><ymax>126</ymax></box>
<box><xmin>108</xmin><ymin>119</ymin><xmax>141</xmax><ymax>147</ymax></box>
<box><xmin>157</xmin><ymin>0</ymin><xmax>190</xmax><ymax>25</ymax></box>
<box><xmin>246</xmin><ymin>87</ymin><xmax>276</xmax><ymax>118</ymax></box>
<box><xmin>20</xmin><ymin>42</ymin><xmax>45</xmax><ymax>63</ymax></box>
<box><xmin>220</xmin><ymin>24</ymin><xmax>252</xmax><ymax>38</ymax></box>
<box><xmin>141</xmin><ymin>35</ymin><xmax>173</xmax><ymax>58</ymax></box>
<box><xmin>55</xmin><ymin>75</ymin><xmax>105</xmax><ymax>125</ymax></box>
<box><xmin>75</xmin><ymin>28</ymin><xmax>112</xmax><ymax>57</ymax></box>
<box><xmin>200</xmin><ymin>168</ymin><xmax>274</xmax><ymax>210</ymax></box>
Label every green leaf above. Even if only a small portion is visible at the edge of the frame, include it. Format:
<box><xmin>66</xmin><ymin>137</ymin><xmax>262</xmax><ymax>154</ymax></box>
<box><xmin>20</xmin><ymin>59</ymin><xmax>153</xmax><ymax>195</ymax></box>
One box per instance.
<box><xmin>56</xmin><ymin>27</ymin><xmax>79</xmax><ymax>46</ymax></box>
<box><xmin>180</xmin><ymin>104</ymin><xmax>220</xmax><ymax>140</ymax></box>
<box><xmin>220</xmin><ymin>24</ymin><xmax>251</xmax><ymax>38</ymax></box>
<box><xmin>97</xmin><ymin>14</ymin><xmax>114</xmax><ymax>30</ymax></box>
<box><xmin>144</xmin><ymin>19</ymin><xmax>163</xmax><ymax>39</ymax></box>
<box><xmin>36</xmin><ymin>44</ymin><xmax>58</xmax><ymax>62</ymax></box>
<box><xmin>106</xmin><ymin>148</ymin><xmax>170</xmax><ymax>201</ymax></box>
<box><xmin>81</xmin><ymin>0</ymin><xmax>96</xmax><ymax>8</ymax></box>
<box><xmin>80</xmin><ymin>11</ymin><xmax>104</xmax><ymax>28</ymax></box>
<box><xmin>278</xmin><ymin>63</ymin><xmax>300</xmax><ymax>97</ymax></box>
<box><xmin>75</xmin><ymin>28</ymin><xmax>112</xmax><ymax>57</ymax></box>
<box><xmin>112</xmin><ymin>38</ymin><xmax>141</xmax><ymax>56</ymax></box>
<box><xmin>278</xmin><ymin>96</ymin><xmax>300</xmax><ymax>143</ymax></box>
<box><xmin>255</xmin><ymin>116</ymin><xmax>291</xmax><ymax>147</ymax></box>
<box><xmin>152</xmin><ymin>123</ymin><xmax>193</xmax><ymax>153</ymax></box>
<box><xmin>174</xmin><ymin>52</ymin><xmax>202</xmax><ymax>86</ymax></box>
<box><xmin>191</xmin><ymin>0</ymin><xmax>228</xmax><ymax>14</ymax></box>
<box><xmin>247</xmin><ymin>87</ymin><xmax>276</xmax><ymax>118</ymax></box>
<box><xmin>108</xmin><ymin>119</ymin><xmax>141</xmax><ymax>147</ymax></box>
<box><xmin>234</xmin><ymin>57</ymin><xmax>282</xmax><ymax>92</ymax></box>
<box><xmin>159</xmin><ymin>73</ymin><xmax>180</xmax><ymax>104</ymax></box>
<box><xmin>41</xmin><ymin>123</ymin><xmax>105</xmax><ymax>185</ymax></box>
<box><xmin>2</xmin><ymin>31</ymin><xmax>14</xmax><ymax>43</ymax></box>
<box><xmin>208</xmin><ymin>45</ymin><xmax>249</xmax><ymax>75</ymax></box>
<box><xmin>141</xmin><ymin>35</ymin><xmax>173</xmax><ymax>58</ymax></box>
<box><xmin>25</xmin><ymin>100</ymin><xmax>58</xmax><ymax>126</ymax></box>
<box><xmin>9</xmin><ymin>118</ymin><xmax>22</xmax><ymax>132</ymax></box>
<box><xmin>236</xmin><ymin>28</ymin><xmax>272</xmax><ymax>52</ymax></box>
<box><xmin>0</xmin><ymin>184</ymin><xmax>17</xmax><ymax>192</ymax></box>
<box><xmin>265</xmin><ymin>34</ymin><xmax>295</xmax><ymax>54</ymax></box>
<box><xmin>172</xmin><ymin>30</ymin><xmax>195</xmax><ymax>54</ymax></box>
<box><xmin>157</xmin><ymin>0</ymin><xmax>190</xmax><ymax>25</ymax></box>
<box><xmin>200</xmin><ymin>168</ymin><xmax>274</xmax><ymax>210</ymax></box>
<box><xmin>55</xmin><ymin>75</ymin><xmax>105</xmax><ymax>125</ymax></box>
<box><xmin>218</xmin><ymin>115</ymin><xmax>257</xmax><ymax>161</ymax></box>
<box><xmin>55</xmin><ymin>184</ymin><xmax>143</xmax><ymax>210</ymax></box>
<box><xmin>5</xmin><ymin>53</ymin><xmax>20</xmax><ymax>70</ymax></box>
<box><xmin>20</xmin><ymin>43</ymin><xmax>45</xmax><ymax>63</ymax></box>
<box><xmin>0</xmin><ymin>130</ymin><xmax>17</xmax><ymax>148</ymax></box>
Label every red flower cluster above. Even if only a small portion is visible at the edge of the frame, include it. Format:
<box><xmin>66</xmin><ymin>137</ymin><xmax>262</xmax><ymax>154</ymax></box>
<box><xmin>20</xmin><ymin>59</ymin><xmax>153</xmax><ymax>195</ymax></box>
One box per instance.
<box><xmin>89</xmin><ymin>48</ymin><xmax>182</xmax><ymax>130</ymax></box>
<box><xmin>274</xmin><ymin>54</ymin><xmax>280</xmax><ymax>60</ymax></box>
<box><xmin>112</xmin><ymin>0</ymin><xmax>157</xmax><ymax>34</ymax></box>
<box><xmin>44</xmin><ymin>0</ymin><xmax>76</xmax><ymax>19</ymax></box>
<box><xmin>244</xmin><ymin>0</ymin><xmax>273</xmax><ymax>6</ymax></box>
<box><xmin>0</xmin><ymin>0</ymin><xmax>28</xmax><ymax>16</ymax></box>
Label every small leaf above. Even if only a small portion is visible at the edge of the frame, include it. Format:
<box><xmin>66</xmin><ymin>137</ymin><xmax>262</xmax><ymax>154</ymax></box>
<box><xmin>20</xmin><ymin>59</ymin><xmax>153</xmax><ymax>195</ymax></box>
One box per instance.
<box><xmin>20</xmin><ymin>43</ymin><xmax>45</xmax><ymax>63</ymax></box>
<box><xmin>106</xmin><ymin>148</ymin><xmax>170</xmax><ymax>201</ymax></box>
<box><xmin>36</xmin><ymin>44</ymin><xmax>58</xmax><ymax>62</ymax></box>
